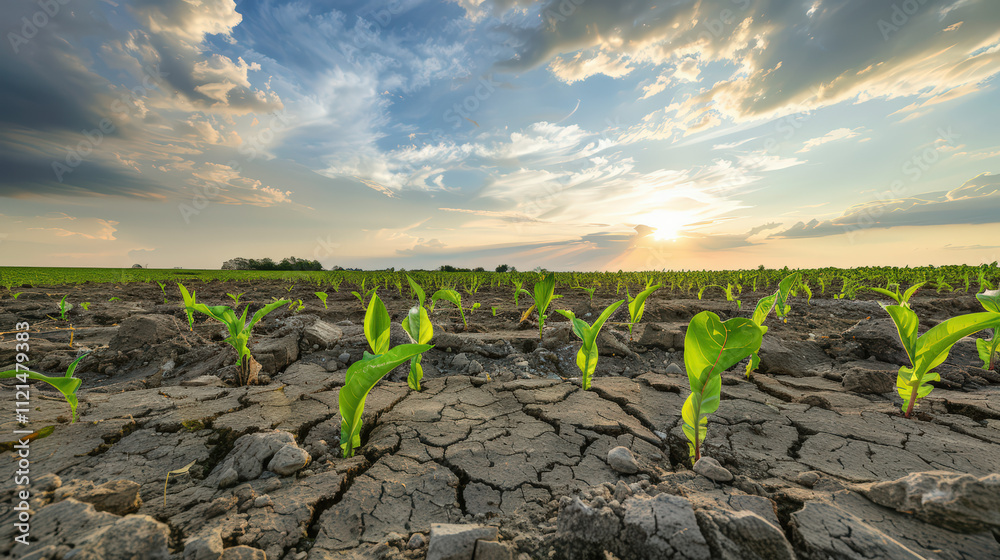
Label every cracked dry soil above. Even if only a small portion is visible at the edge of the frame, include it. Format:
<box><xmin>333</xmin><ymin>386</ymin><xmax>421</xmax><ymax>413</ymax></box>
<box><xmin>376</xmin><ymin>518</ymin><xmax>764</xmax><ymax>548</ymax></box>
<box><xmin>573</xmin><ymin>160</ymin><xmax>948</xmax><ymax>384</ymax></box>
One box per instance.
<box><xmin>1</xmin><ymin>280</ymin><xmax>999</xmax><ymax>559</ymax></box>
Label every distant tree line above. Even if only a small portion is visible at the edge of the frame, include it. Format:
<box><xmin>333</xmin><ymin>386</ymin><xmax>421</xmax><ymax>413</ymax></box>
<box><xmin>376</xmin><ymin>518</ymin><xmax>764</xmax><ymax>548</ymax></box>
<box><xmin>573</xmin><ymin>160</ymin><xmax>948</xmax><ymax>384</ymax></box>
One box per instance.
<box><xmin>222</xmin><ymin>257</ymin><xmax>323</xmax><ymax>271</ymax></box>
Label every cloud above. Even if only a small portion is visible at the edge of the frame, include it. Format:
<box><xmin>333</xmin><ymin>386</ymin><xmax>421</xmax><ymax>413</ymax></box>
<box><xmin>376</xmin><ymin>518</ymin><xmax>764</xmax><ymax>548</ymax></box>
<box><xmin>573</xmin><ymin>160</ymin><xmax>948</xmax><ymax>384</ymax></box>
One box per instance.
<box><xmin>797</xmin><ymin>127</ymin><xmax>864</xmax><ymax>152</ymax></box>
<box><xmin>772</xmin><ymin>173</ymin><xmax>1000</xmax><ymax>239</ymax></box>
<box><xmin>476</xmin><ymin>0</ymin><xmax>1000</xmax><ymax>141</ymax></box>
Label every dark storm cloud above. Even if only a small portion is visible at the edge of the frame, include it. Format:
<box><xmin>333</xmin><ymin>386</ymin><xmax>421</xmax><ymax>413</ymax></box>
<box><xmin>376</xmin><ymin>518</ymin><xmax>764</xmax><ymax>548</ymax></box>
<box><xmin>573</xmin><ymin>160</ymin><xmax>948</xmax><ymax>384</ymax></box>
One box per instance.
<box><xmin>772</xmin><ymin>173</ymin><xmax>1000</xmax><ymax>239</ymax></box>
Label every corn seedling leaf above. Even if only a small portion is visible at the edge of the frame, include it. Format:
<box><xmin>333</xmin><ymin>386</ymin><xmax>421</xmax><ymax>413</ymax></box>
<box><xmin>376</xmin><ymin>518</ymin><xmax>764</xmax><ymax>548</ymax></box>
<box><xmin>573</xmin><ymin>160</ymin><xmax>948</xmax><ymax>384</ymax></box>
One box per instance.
<box><xmin>339</xmin><ymin>343</ymin><xmax>432</xmax><ymax>457</ymax></box>
<box><xmin>364</xmin><ymin>293</ymin><xmax>392</xmax><ymax>355</ymax></box>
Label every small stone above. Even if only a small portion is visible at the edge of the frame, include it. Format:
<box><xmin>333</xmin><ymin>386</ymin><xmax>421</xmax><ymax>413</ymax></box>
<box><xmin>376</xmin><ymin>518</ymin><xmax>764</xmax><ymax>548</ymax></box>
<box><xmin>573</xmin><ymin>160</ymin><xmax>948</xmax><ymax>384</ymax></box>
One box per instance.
<box><xmin>797</xmin><ymin>471</ymin><xmax>821</xmax><ymax>488</ymax></box>
<box><xmin>614</xmin><ymin>480</ymin><xmax>632</xmax><ymax>503</ymax></box>
<box><xmin>218</xmin><ymin>467</ymin><xmax>239</xmax><ymax>489</ymax></box>
<box><xmin>452</xmin><ymin>353</ymin><xmax>470</xmax><ymax>369</ymax></box>
<box><xmin>407</xmin><ymin>533</ymin><xmax>427</xmax><ymax>549</ymax></box>
<box><xmin>253</xmin><ymin>495</ymin><xmax>272</xmax><ymax>508</ymax></box>
<box><xmin>514</xmin><ymin>360</ymin><xmax>529</xmax><ymax>368</ymax></box>
<box><xmin>665</xmin><ymin>363</ymin><xmax>683</xmax><ymax>374</ymax></box>
<box><xmin>324</xmin><ymin>360</ymin><xmax>339</xmax><ymax>372</ymax></box>
<box><xmin>184</xmin><ymin>528</ymin><xmax>223</xmax><ymax>560</ymax></box>
<box><xmin>693</xmin><ymin>456</ymin><xmax>733</xmax><ymax>482</ymax></box>
<box><xmin>468</xmin><ymin>360</ymin><xmax>484</xmax><ymax>374</ymax></box>
<box><xmin>339</xmin><ymin>352</ymin><xmax>351</xmax><ymax>363</ymax></box>
<box><xmin>474</xmin><ymin>539</ymin><xmax>514</xmax><ymax>560</ymax></box>
<box><xmin>653</xmin><ymin>430</ymin><xmax>668</xmax><ymax>441</ymax></box>
<box><xmin>268</xmin><ymin>445</ymin><xmax>311</xmax><ymax>476</ymax></box>
<box><xmin>427</xmin><ymin>523</ymin><xmax>498</xmax><ymax>560</ymax></box>
<box><xmin>607</xmin><ymin>446</ymin><xmax>639</xmax><ymax>474</ymax></box>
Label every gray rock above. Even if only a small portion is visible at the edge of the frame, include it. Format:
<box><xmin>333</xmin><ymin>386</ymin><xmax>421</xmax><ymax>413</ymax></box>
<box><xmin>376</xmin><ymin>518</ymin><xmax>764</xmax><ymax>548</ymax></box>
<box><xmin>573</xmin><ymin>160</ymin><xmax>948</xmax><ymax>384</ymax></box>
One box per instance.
<box><xmin>181</xmin><ymin>375</ymin><xmax>224</xmax><ymax>387</ymax></box>
<box><xmin>597</xmin><ymin>331</ymin><xmax>637</xmax><ymax>359</ymax></box>
<box><xmin>791</xmin><ymin>501</ymin><xmax>924</xmax><ymax>559</ymax></box>
<box><xmin>474</xmin><ymin>539</ymin><xmax>513</xmax><ymax>560</ymax></box>
<box><xmin>60</xmin><ymin>479</ymin><xmax>141</xmax><ymax>516</ymax></box>
<box><xmin>622</xmin><ymin>493</ymin><xmax>711</xmax><ymax>560</ymax></box>
<box><xmin>696</xmin><ymin>508</ymin><xmax>795</xmax><ymax>560</ymax></box>
<box><xmin>407</xmin><ymin>533</ymin><xmax>427</xmax><ymax>549</ymax></box>
<box><xmin>797</xmin><ymin>471</ymin><xmax>822</xmax><ymax>488</ymax></box>
<box><xmin>665</xmin><ymin>362</ymin><xmax>684</xmax><ymax>374</ymax></box>
<box><xmin>613</xmin><ymin>480</ymin><xmax>633</xmax><ymax>503</ymax></box>
<box><xmin>208</xmin><ymin>430</ymin><xmax>307</xmax><ymax>485</ymax></box>
<box><xmin>427</xmin><ymin>523</ymin><xmax>499</xmax><ymax>560</ymax></box>
<box><xmin>302</xmin><ymin>320</ymin><xmax>343</xmax><ymax>349</ymax></box>
<box><xmin>864</xmin><ymin>471</ymin><xmax>1000</xmax><ymax>533</ymax></box>
<box><xmin>74</xmin><ymin>512</ymin><xmax>171</xmax><ymax>560</ymax></box>
<box><xmin>254</xmin><ymin>334</ymin><xmax>300</xmax><ymax>374</ymax></box>
<box><xmin>555</xmin><ymin>497</ymin><xmax>621</xmax><ymax>553</ymax></box>
<box><xmin>220</xmin><ymin>546</ymin><xmax>267</xmax><ymax>560</ymax></box>
<box><xmin>109</xmin><ymin>314</ymin><xmax>184</xmax><ymax>353</ymax></box>
<box><xmin>607</xmin><ymin>446</ymin><xmax>639</xmax><ymax>474</ymax></box>
<box><xmin>841</xmin><ymin>362</ymin><xmax>895</xmax><ymax>394</ymax></box>
<box><xmin>267</xmin><ymin>444</ymin><xmax>311</xmax><ymax>476</ymax></box>
<box><xmin>184</xmin><ymin>528</ymin><xmax>224</xmax><ymax>560</ymax></box>
<box><xmin>339</xmin><ymin>352</ymin><xmax>352</xmax><ymax>363</ymax></box>
<box><xmin>844</xmin><ymin>317</ymin><xmax>911</xmax><ymax>365</ymax></box>
<box><xmin>253</xmin><ymin>495</ymin><xmax>272</xmax><ymax>508</ymax></box>
<box><xmin>634</xmin><ymin>323</ymin><xmax>687</xmax><ymax>350</ymax></box>
<box><xmin>693</xmin><ymin>457</ymin><xmax>733</xmax><ymax>482</ymax></box>
<box><xmin>468</xmin><ymin>360</ymin><xmax>484</xmax><ymax>374</ymax></box>
<box><xmin>452</xmin><ymin>353</ymin><xmax>471</xmax><ymax>370</ymax></box>
<box><xmin>217</xmin><ymin>467</ymin><xmax>239</xmax><ymax>489</ymax></box>
<box><xmin>759</xmin><ymin>338</ymin><xmax>833</xmax><ymax>376</ymax></box>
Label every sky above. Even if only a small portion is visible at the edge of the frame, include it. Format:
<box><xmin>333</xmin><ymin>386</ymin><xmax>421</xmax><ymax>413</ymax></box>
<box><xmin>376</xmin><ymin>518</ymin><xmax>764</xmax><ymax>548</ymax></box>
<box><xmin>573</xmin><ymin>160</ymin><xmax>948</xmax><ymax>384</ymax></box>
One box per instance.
<box><xmin>0</xmin><ymin>0</ymin><xmax>999</xmax><ymax>271</ymax></box>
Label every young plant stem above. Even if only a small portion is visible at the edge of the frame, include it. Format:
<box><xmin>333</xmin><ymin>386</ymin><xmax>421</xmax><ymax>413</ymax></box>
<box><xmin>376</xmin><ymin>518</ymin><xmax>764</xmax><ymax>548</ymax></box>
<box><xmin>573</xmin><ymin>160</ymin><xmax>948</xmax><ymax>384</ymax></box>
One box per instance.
<box><xmin>905</xmin><ymin>385</ymin><xmax>918</xmax><ymax>418</ymax></box>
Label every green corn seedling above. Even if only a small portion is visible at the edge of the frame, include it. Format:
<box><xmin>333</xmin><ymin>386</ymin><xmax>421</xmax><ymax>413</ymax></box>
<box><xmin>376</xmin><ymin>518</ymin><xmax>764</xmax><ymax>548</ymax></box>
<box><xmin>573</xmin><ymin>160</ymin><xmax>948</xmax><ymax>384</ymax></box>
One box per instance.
<box><xmin>519</xmin><ymin>274</ymin><xmax>561</xmax><ymax>338</ymax></box>
<box><xmin>58</xmin><ymin>295</ymin><xmax>72</xmax><ymax>320</ymax></box>
<box><xmin>744</xmin><ymin>272</ymin><xmax>799</xmax><ymax>377</ymax></box>
<box><xmin>491</xmin><ymin>306</ymin><xmax>499</xmax><ymax>317</ymax></box>
<box><xmin>157</xmin><ymin>281</ymin><xmax>168</xmax><ymax>303</ymax></box>
<box><xmin>884</xmin><ymin>304</ymin><xmax>1000</xmax><ymax>418</ymax></box>
<box><xmin>573</xmin><ymin>286</ymin><xmax>596</xmax><ymax>304</ymax></box>
<box><xmin>364</xmin><ymin>293</ymin><xmax>392</xmax><ymax>356</ymax></box>
<box><xmin>339</xmin><ymin>343</ymin><xmax>432</xmax><ymax>457</ymax></box>
<box><xmin>974</xmin><ymin>290</ymin><xmax>1000</xmax><ymax>371</ymax></box>
<box><xmin>556</xmin><ymin>299</ymin><xmax>625</xmax><ymax>390</ymax></box>
<box><xmin>431</xmin><ymin>289</ymin><xmax>467</xmax><ymax>329</ymax></box>
<box><xmin>626</xmin><ymin>281</ymin><xmax>662</xmax><ymax>339</ymax></box>
<box><xmin>178</xmin><ymin>283</ymin><xmax>197</xmax><ymax>330</ymax></box>
<box><xmin>0</xmin><ymin>353</ymin><xmax>89</xmax><ymax>422</ymax></box>
<box><xmin>682</xmin><ymin>312</ymin><xmax>762</xmax><ymax>464</ymax></box>
<box><xmin>80</xmin><ymin>302</ymin><xmax>91</xmax><ymax>311</ymax></box>
<box><xmin>867</xmin><ymin>282</ymin><xmax>925</xmax><ymax>308</ymax></box>
<box><xmin>12</xmin><ymin>292</ymin><xmax>23</xmax><ymax>300</ymax></box>
<box><xmin>108</xmin><ymin>296</ymin><xmax>121</xmax><ymax>302</ymax></box>
<box><xmin>512</xmin><ymin>280</ymin><xmax>525</xmax><ymax>307</ymax></box>
<box><xmin>188</xmin><ymin>300</ymin><xmax>290</xmax><ymax>385</ymax></box>
<box><xmin>315</xmin><ymin>292</ymin><xmax>329</xmax><ymax>309</ymax></box>
<box><xmin>400</xmin><ymin>304</ymin><xmax>433</xmax><ymax>391</ymax></box>
<box><xmin>227</xmin><ymin>292</ymin><xmax>245</xmax><ymax>306</ymax></box>
<box><xmin>352</xmin><ymin>286</ymin><xmax>377</xmax><ymax>307</ymax></box>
